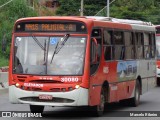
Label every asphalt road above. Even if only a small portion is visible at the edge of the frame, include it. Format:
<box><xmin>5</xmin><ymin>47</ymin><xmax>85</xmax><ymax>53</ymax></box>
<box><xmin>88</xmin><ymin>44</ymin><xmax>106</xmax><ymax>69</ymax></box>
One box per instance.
<box><xmin>1</xmin><ymin>87</ymin><xmax>160</xmax><ymax>120</ymax></box>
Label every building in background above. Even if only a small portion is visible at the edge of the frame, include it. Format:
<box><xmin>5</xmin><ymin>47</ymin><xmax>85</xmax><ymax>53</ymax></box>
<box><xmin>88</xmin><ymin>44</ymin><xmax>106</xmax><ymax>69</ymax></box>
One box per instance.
<box><xmin>40</xmin><ymin>0</ymin><xmax>60</xmax><ymax>10</ymax></box>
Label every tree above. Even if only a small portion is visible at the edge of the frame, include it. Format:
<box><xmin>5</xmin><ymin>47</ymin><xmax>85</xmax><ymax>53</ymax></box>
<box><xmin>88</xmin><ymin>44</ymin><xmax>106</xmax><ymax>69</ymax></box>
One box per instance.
<box><xmin>55</xmin><ymin>0</ymin><xmax>160</xmax><ymax>24</ymax></box>
<box><xmin>56</xmin><ymin>0</ymin><xmax>106</xmax><ymax>16</ymax></box>
<box><xmin>0</xmin><ymin>0</ymin><xmax>37</xmax><ymax>64</ymax></box>
<box><xmin>110</xmin><ymin>0</ymin><xmax>160</xmax><ymax>24</ymax></box>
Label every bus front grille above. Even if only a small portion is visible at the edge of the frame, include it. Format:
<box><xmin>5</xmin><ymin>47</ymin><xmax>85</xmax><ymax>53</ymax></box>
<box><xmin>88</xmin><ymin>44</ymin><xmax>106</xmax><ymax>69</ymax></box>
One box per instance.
<box><xmin>29</xmin><ymin>80</ymin><xmax>63</xmax><ymax>84</ymax></box>
<box><xmin>19</xmin><ymin>97</ymin><xmax>74</xmax><ymax>103</ymax></box>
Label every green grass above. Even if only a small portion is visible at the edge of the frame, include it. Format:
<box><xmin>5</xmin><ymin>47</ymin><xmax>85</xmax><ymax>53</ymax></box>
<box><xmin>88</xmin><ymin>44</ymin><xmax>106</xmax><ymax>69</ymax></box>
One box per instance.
<box><xmin>0</xmin><ymin>57</ymin><xmax>9</xmax><ymax>67</ymax></box>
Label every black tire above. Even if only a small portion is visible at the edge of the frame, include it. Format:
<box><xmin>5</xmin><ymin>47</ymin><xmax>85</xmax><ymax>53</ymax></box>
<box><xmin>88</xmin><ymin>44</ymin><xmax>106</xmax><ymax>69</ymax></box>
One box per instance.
<box><xmin>30</xmin><ymin>105</ymin><xmax>44</xmax><ymax>113</ymax></box>
<box><xmin>129</xmin><ymin>80</ymin><xmax>141</xmax><ymax>107</ymax></box>
<box><xmin>92</xmin><ymin>88</ymin><xmax>105</xmax><ymax>117</ymax></box>
<box><xmin>157</xmin><ymin>78</ymin><xmax>160</xmax><ymax>86</ymax></box>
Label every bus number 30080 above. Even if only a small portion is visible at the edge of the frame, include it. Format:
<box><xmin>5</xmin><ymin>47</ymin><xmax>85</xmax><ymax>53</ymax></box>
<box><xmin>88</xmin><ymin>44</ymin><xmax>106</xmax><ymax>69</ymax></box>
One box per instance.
<box><xmin>61</xmin><ymin>77</ymin><xmax>79</xmax><ymax>82</ymax></box>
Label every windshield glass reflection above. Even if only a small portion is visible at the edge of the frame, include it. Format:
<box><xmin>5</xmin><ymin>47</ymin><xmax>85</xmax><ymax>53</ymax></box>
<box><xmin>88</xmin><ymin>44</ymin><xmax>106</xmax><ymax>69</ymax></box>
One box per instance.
<box><xmin>13</xmin><ymin>36</ymin><xmax>86</xmax><ymax>75</ymax></box>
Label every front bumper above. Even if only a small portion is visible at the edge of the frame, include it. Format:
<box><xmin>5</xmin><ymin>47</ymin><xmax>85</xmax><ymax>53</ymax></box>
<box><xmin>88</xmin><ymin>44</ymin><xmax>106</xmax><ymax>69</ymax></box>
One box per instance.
<box><xmin>9</xmin><ymin>85</ymin><xmax>88</xmax><ymax>106</ymax></box>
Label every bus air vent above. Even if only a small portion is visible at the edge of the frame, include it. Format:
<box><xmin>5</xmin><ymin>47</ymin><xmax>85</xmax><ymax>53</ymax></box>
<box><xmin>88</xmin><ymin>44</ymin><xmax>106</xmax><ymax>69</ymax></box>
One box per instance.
<box><xmin>20</xmin><ymin>97</ymin><xmax>74</xmax><ymax>103</ymax></box>
<box><xmin>17</xmin><ymin>76</ymin><xmax>27</xmax><ymax>82</ymax></box>
<box><xmin>32</xmin><ymin>88</ymin><xmax>42</xmax><ymax>91</ymax></box>
<box><xmin>17</xmin><ymin>76</ymin><xmax>27</xmax><ymax>78</ymax></box>
<box><xmin>50</xmin><ymin>88</ymin><xmax>61</xmax><ymax>92</ymax></box>
<box><xmin>18</xmin><ymin>79</ymin><xmax>25</xmax><ymax>82</ymax></box>
<box><xmin>29</xmin><ymin>80</ymin><xmax>62</xmax><ymax>84</ymax></box>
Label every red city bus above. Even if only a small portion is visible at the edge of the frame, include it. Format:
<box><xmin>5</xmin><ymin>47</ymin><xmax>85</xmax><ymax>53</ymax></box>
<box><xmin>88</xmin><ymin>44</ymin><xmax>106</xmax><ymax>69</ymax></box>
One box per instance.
<box><xmin>9</xmin><ymin>16</ymin><xmax>156</xmax><ymax>116</ymax></box>
<box><xmin>156</xmin><ymin>25</ymin><xmax>160</xmax><ymax>86</ymax></box>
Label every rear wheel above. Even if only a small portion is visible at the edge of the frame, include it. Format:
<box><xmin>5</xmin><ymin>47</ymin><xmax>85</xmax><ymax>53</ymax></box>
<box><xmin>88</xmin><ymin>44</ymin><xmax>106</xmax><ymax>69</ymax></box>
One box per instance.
<box><xmin>129</xmin><ymin>80</ymin><xmax>141</xmax><ymax>107</ymax></box>
<box><xmin>157</xmin><ymin>78</ymin><xmax>160</xmax><ymax>86</ymax></box>
<box><xmin>30</xmin><ymin>105</ymin><xmax>44</xmax><ymax>113</ymax></box>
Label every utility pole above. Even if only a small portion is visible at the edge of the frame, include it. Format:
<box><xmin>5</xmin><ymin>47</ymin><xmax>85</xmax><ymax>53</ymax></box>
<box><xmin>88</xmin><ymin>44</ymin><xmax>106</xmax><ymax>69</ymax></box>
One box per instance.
<box><xmin>107</xmin><ymin>0</ymin><xmax>109</xmax><ymax>17</ymax></box>
<box><xmin>80</xmin><ymin>0</ymin><xmax>84</xmax><ymax>16</ymax></box>
<box><xmin>95</xmin><ymin>0</ymin><xmax>116</xmax><ymax>16</ymax></box>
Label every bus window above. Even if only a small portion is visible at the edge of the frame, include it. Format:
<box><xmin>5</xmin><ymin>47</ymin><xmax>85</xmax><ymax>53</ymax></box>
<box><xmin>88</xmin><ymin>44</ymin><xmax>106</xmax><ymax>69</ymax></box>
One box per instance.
<box><xmin>91</xmin><ymin>28</ymin><xmax>102</xmax><ymax>60</ymax></box>
<box><xmin>92</xmin><ymin>29</ymin><xmax>101</xmax><ymax>38</ymax></box>
<box><xmin>103</xmin><ymin>30</ymin><xmax>113</xmax><ymax>60</ymax></box>
<box><xmin>114</xmin><ymin>31</ymin><xmax>124</xmax><ymax>60</ymax></box>
<box><xmin>135</xmin><ymin>32</ymin><xmax>144</xmax><ymax>59</ymax></box>
<box><xmin>90</xmin><ymin>38</ymin><xmax>97</xmax><ymax>64</ymax></box>
<box><xmin>144</xmin><ymin>33</ymin><xmax>150</xmax><ymax>59</ymax></box>
<box><xmin>124</xmin><ymin>32</ymin><xmax>135</xmax><ymax>59</ymax></box>
<box><xmin>150</xmin><ymin>33</ymin><xmax>156</xmax><ymax>58</ymax></box>
<box><xmin>90</xmin><ymin>28</ymin><xmax>102</xmax><ymax>74</ymax></box>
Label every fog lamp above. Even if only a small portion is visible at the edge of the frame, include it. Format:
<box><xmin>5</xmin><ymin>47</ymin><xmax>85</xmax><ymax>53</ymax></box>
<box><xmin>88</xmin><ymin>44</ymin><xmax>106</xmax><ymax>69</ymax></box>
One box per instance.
<box><xmin>68</xmin><ymin>87</ymin><xmax>73</xmax><ymax>91</ymax></box>
<box><xmin>62</xmin><ymin>88</ymin><xmax>66</xmax><ymax>92</ymax></box>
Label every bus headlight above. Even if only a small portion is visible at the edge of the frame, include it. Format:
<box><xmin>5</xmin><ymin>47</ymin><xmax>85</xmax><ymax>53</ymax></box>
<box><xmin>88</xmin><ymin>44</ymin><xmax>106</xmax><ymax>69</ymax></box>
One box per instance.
<box><xmin>15</xmin><ymin>83</ymin><xmax>20</xmax><ymax>87</ymax></box>
<box><xmin>75</xmin><ymin>85</ymin><xmax>80</xmax><ymax>89</ymax></box>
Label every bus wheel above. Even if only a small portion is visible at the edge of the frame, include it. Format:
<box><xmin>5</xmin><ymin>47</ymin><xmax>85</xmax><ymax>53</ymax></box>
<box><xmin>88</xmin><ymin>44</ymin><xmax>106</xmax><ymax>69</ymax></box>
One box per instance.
<box><xmin>157</xmin><ymin>78</ymin><xmax>160</xmax><ymax>86</ymax></box>
<box><xmin>130</xmin><ymin>80</ymin><xmax>140</xmax><ymax>107</ymax></box>
<box><xmin>93</xmin><ymin>89</ymin><xmax>105</xmax><ymax>117</ymax></box>
<box><xmin>30</xmin><ymin>105</ymin><xmax>44</xmax><ymax>113</ymax></box>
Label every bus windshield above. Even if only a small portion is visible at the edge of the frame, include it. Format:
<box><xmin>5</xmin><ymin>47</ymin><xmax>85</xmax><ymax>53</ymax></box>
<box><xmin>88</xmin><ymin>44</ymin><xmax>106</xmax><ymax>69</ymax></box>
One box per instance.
<box><xmin>13</xmin><ymin>36</ymin><xmax>86</xmax><ymax>75</ymax></box>
<box><xmin>156</xmin><ymin>36</ymin><xmax>160</xmax><ymax>60</ymax></box>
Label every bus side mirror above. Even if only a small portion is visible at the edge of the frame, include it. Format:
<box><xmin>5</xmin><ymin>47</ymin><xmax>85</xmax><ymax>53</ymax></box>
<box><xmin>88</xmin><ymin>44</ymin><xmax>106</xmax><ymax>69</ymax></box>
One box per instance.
<box><xmin>91</xmin><ymin>38</ymin><xmax>98</xmax><ymax>64</ymax></box>
<box><xmin>2</xmin><ymin>35</ymin><xmax>7</xmax><ymax>53</ymax></box>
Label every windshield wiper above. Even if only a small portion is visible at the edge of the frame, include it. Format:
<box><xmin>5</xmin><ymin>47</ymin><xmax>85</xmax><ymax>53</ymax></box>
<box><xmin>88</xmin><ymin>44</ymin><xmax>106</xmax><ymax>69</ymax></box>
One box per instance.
<box><xmin>44</xmin><ymin>39</ymin><xmax>47</xmax><ymax>62</ymax></box>
<box><xmin>31</xmin><ymin>35</ymin><xmax>45</xmax><ymax>51</ymax></box>
<box><xmin>31</xmin><ymin>35</ymin><xmax>48</xmax><ymax>65</ymax></box>
<box><xmin>50</xmin><ymin>34</ymin><xmax>70</xmax><ymax>64</ymax></box>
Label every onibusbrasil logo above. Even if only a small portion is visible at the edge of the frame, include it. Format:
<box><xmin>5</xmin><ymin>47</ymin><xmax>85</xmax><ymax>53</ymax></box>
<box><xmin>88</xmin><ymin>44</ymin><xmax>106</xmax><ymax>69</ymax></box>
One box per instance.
<box><xmin>1</xmin><ymin>112</ymin><xmax>42</xmax><ymax>118</ymax></box>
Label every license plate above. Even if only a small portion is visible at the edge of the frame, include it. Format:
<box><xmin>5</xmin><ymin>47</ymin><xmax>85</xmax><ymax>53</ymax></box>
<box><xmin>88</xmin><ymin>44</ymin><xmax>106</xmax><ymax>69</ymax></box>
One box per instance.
<box><xmin>39</xmin><ymin>94</ymin><xmax>53</xmax><ymax>100</ymax></box>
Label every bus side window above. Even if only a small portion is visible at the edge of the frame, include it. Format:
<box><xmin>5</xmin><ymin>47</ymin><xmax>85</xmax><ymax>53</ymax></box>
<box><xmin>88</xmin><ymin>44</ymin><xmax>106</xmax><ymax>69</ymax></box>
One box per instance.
<box><xmin>149</xmin><ymin>33</ymin><xmax>156</xmax><ymax>58</ymax></box>
<box><xmin>90</xmin><ymin>28</ymin><xmax>102</xmax><ymax>75</ymax></box>
<box><xmin>124</xmin><ymin>32</ymin><xmax>135</xmax><ymax>59</ymax></box>
<box><xmin>135</xmin><ymin>32</ymin><xmax>144</xmax><ymax>59</ymax></box>
<box><xmin>91</xmin><ymin>29</ymin><xmax>102</xmax><ymax>60</ymax></box>
<box><xmin>103</xmin><ymin>29</ymin><xmax>113</xmax><ymax>60</ymax></box>
<box><xmin>144</xmin><ymin>33</ymin><xmax>150</xmax><ymax>59</ymax></box>
<box><xmin>90</xmin><ymin>38</ymin><xmax>97</xmax><ymax>64</ymax></box>
<box><xmin>114</xmin><ymin>31</ymin><xmax>124</xmax><ymax>60</ymax></box>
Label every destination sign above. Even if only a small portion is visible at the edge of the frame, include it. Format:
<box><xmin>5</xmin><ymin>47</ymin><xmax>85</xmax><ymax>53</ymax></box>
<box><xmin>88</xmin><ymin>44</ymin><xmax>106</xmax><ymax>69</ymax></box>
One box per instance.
<box><xmin>25</xmin><ymin>23</ymin><xmax>76</xmax><ymax>32</ymax></box>
<box><xmin>15</xmin><ymin>21</ymin><xmax>87</xmax><ymax>33</ymax></box>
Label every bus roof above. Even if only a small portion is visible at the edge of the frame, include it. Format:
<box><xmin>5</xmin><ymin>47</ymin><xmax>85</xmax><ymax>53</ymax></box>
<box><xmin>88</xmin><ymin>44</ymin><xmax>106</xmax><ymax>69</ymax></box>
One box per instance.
<box><xmin>15</xmin><ymin>16</ymin><xmax>156</xmax><ymax>32</ymax></box>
